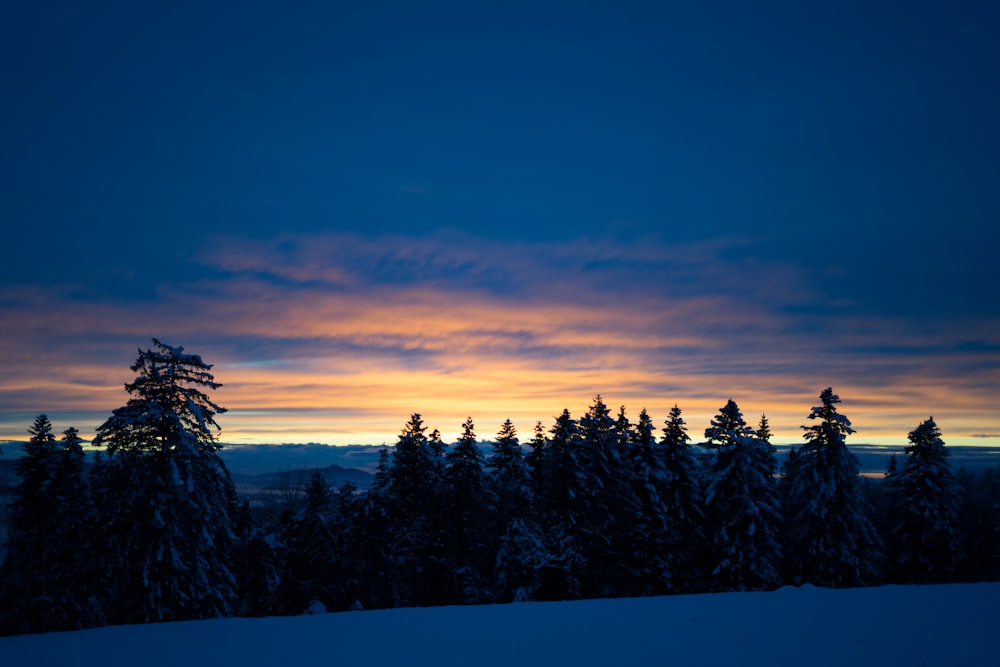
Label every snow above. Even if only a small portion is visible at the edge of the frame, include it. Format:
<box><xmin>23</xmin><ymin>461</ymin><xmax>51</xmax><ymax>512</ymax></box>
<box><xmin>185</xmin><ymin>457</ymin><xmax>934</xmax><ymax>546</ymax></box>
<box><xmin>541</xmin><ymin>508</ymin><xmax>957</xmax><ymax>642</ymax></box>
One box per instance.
<box><xmin>2</xmin><ymin>583</ymin><xmax>997</xmax><ymax>666</ymax></box>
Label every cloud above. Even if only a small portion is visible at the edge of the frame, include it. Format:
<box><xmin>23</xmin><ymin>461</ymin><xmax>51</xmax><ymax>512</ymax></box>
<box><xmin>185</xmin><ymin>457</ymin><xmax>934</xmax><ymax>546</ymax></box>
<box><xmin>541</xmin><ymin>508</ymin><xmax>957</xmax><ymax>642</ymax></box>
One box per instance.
<box><xmin>1</xmin><ymin>230</ymin><xmax>998</xmax><ymax>446</ymax></box>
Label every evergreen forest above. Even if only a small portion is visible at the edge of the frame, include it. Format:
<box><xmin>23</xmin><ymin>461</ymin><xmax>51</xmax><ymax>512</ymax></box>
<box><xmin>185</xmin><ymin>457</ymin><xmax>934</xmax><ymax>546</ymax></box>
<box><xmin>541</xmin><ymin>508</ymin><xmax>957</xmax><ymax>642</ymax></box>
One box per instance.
<box><xmin>2</xmin><ymin>340</ymin><xmax>998</xmax><ymax>635</ymax></box>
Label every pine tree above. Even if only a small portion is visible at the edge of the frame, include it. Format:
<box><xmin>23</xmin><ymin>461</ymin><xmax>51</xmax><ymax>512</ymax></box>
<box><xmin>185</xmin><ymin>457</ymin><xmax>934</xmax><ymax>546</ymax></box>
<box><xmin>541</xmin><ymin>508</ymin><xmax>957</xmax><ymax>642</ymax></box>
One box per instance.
<box><xmin>885</xmin><ymin>417</ymin><xmax>964</xmax><ymax>583</ymax></box>
<box><xmin>577</xmin><ymin>395</ymin><xmax>634</xmax><ymax>596</ymax></box>
<box><xmin>525</xmin><ymin>421</ymin><xmax>547</xmax><ymax>501</ymax></box>
<box><xmin>487</xmin><ymin>419</ymin><xmax>546</xmax><ymax>601</ymax></box>
<box><xmin>444</xmin><ymin>418</ymin><xmax>491</xmax><ymax>603</ymax></box>
<box><xmin>783</xmin><ymin>388</ymin><xmax>882</xmax><ymax>587</ymax></box>
<box><xmin>623</xmin><ymin>407</ymin><xmax>672</xmax><ymax>595</ymax></box>
<box><xmin>90</xmin><ymin>339</ymin><xmax>238</xmax><ymax>624</ymax></box>
<box><xmin>702</xmin><ymin>400</ymin><xmax>782</xmax><ymax>591</ymax></box>
<box><xmin>232</xmin><ymin>500</ymin><xmax>280</xmax><ymax>617</ymax></box>
<box><xmin>353</xmin><ymin>447</ymin><xmax>396</xmax><ymax>609</ymax></box>
<box><xmin>385</xmin><ymin>414</ymin><xmax>449</xmax><ymax>606</ymax></box>
<box><xmin>535</xmin><ymin>409</ymin><xmax>586</xmax><ymax>600</ymax></box>
<box><xmin>1</xmin><ymin>418</ymin><xmax>99</xmax><ymax>634</ymax></box>
<box><xmin>487</xmin><ymin>418</ymin><xmax>531</xmax><ymax>522</ymax></box>
<box><xmin>281</xmin><ymin>470</ymin><xmax>340</xmax><ymax>613</ymax></box>
<box><xmin>614</xmin><ymin>405</ymin><xmax>633</xmax><ymax>458</ymax></box>
<box><xmin>658</xmin><ymin>405</ymin><xmax>705</xmax><ymax>593</ymax></box>
<box><xmin>757</xmin><ymin>414</ymin><xmax>772</xmax><ymax>444</ymax></box>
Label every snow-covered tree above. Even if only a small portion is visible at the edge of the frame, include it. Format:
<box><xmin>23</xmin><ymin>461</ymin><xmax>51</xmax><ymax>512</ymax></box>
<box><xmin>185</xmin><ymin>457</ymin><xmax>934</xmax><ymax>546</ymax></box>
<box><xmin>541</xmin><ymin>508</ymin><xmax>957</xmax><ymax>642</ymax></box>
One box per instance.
<box><xmin>658</xmin><ymin>405</ymin><xmax>705</xmax><ymax>593</ymax></box>
<box><xmin>885</xmin><ymin>417</ymin><xmax>964</xmax><ymax>583</ymax></box>
<box><xmin>623</xmin><ymin>407</ymin><xmax>672</xmax><ymax>595</ymax></box>
<box><xmin>385</xmin><ymin>414</ymin><xmax>449</xmax><ymax>606</ymax></box>
<box><xmin>1</xmin><ymin>417</ymin><xmax>98</xmax><ymax>634</ymax></box>
<box><xmin>782</xmin><ymin>388</ymin><xmax>882</xmax><ymax>587</ymax></box>
<box><xmin>486</xmin><ymin>418</ymin><xmax>530</xmax><ymax>522</ymax></box>
<box><xmin>486</xmin><ymin>419</ymin><xmax>547</xmax><ymax>601</ymax></box>
<box><xmin>702</xmin><ymin>400</ymin><xmax>782</xmax><ymax>592</ymax></box>
<box><xmin>444</xmin><ymin>418</ymin><xmax>491</xmax><ymax>603</ymax></box>
<box><xmin>577</xmin><ymin>396</ymin><xmax>635</xmax><ymax>596</ymax></box>
<box><xmin>534</xmin><ymin>409</ymin><xmax>586</xmax><ymax>599</ymax></box>
<box><xmin>281</xmin><ymin>470</ymin><xmax>340</xmax><ymax>613</ymax></box>
<box><xmin>232</xmin><ymin>499</ymin><xmax>280</xmax><ymax>617</ymax></box>
<box><xmin>90</xmin><ymin>339</ymin><xmax>238</xmax><ymax>624</ymax></box>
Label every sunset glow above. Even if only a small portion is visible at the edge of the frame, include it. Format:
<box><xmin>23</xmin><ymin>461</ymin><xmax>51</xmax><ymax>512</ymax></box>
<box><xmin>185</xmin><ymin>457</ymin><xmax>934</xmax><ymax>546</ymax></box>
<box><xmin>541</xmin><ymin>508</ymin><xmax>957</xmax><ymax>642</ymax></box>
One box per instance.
<box><xmin>2</xmin><ymin>3</ymin><xmax>997</xmax><ymax>450</ymax></box>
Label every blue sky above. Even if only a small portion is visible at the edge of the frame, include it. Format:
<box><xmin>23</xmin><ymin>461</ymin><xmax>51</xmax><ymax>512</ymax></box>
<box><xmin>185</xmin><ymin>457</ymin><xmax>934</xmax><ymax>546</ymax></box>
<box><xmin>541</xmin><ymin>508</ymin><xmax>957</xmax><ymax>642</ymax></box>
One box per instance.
<box><xmin>2</xmin><ymin>1</ymin><xmax>998</xmax><ymax>445</ymax></box>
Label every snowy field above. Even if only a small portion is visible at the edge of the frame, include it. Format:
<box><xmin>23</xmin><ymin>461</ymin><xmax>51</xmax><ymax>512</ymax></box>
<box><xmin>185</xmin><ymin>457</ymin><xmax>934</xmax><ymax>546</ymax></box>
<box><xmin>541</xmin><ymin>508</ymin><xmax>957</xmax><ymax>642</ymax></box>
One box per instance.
<box><xmin>2</xmin><ymin>582</ymin><xmax>997</xmax><ymax>666</ymax></box>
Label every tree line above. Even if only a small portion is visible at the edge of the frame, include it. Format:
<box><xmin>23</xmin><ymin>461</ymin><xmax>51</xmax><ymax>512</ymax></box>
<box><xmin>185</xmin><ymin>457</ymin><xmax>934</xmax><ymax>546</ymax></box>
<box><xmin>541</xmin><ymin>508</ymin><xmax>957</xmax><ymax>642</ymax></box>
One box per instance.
<box><xmin>1</xmin><ymin>340</ymin><xmax>998</xmax><ymax>635</ymax></box>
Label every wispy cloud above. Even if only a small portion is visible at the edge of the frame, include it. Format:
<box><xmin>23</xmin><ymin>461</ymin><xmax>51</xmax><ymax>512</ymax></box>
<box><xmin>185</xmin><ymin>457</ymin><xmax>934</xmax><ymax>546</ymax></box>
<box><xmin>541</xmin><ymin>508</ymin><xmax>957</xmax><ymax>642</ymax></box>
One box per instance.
<box><xmin>1</xmin><ymin>231</ymin><xmax>997</xmax><ymax>446</ymax></box>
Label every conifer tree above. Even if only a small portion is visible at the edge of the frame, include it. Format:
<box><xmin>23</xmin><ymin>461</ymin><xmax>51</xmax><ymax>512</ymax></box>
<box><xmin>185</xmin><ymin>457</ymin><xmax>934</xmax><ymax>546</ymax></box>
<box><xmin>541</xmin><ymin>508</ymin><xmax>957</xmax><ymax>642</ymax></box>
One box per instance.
<box><xmin>444</xmin><ymin>418</ymin><xmax>491</xmax><ymax>603</ymax></box>
<box><xmin>536</xmin><ymin>409</ymin><xmax>586</xmax><ymax>599</ymax></box>
<box><xmin>232</xmin><ymin>500</ymin><xmax>280</xmax><ymax>617</ymax></box>
<box><xmin>614</xmin><ymin>405</ymin><xmax>634</xmax><ymax>458</ymax></box>
<box><xmin>386</xmin><ymin>414</ymin><xmax>449</xmax><ymax>605</ymax></box>
<box><xmin>1</xmin><ymin>418</ymin><xmax>100</xmax><ymax>634</ymax></box>
<box><xmin>90</xmin><ymin>339</ymin><xmax>238</xmax><ymax>624</ymax></box>
<box><xmin>578</xmin><ymin>395</ymin><xmax>634</xmax><ymax>596</ymax></box>
<box><xmin>487</xmin><ymin>419</ymin><xmax>546</xmax><ymax>601</ymax></box>
<box><xmin>487</xmin><ymin>418</ymin><xmax>530</xmax><ymax>522</ymax></box>
<box><xmin>757</xmin><ymin>414</ymin><xmax>772</xmax><ymax>444</ymax></box>
<box><xmin>783</xmin><ymin>388</ymin><xmax>882</xmax><ymax>587</ymax></box>
<box><xmin>525</xmin><ymin>420</ymin><xmax>547</xmax><ymax>500</ymax></box>
<box><xmin>885</xmin><ymin>417</ymin><xmax>964</xmax><ymax>583</ymax></box>
<box><xmin>702</xmin><ymin>400</ymin><xmax>782</xmax><ymax>591</ymax></box>
<box><xmin>353</xmin><ymin>447</ymin><xmax>396</xmax><ymax>609</ymax></box>
<box><xmin>623</xmin><ymin>407</ymin><xmax>672</xmax><ymax>594</ymax></box>
<box><xmin>658</xmin><ymin>405</ymin><xmax>705</xmax><ymax>593</ymax></box>
<box><xmin>281</xmin><ymin>470</ymin><xmax>340</xmax><ymax>613</ymax></box>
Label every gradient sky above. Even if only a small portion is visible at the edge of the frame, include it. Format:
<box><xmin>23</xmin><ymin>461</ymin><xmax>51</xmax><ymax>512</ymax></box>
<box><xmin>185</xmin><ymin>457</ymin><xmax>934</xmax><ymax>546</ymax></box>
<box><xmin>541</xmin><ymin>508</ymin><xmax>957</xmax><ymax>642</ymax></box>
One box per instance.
<box><xmin>2</xmin><ymin>1</ymin><xmax>998</xmax><ymax>447</ymax></box>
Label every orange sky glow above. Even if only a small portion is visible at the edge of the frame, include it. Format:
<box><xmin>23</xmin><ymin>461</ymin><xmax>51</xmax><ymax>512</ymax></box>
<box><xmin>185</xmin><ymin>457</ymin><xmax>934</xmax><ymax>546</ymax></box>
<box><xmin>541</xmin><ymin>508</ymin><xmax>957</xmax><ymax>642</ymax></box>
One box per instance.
<box><xmin>1</xmin><ymin>233</ymin><xmax>997</xmax><ymax>449</ymax></box>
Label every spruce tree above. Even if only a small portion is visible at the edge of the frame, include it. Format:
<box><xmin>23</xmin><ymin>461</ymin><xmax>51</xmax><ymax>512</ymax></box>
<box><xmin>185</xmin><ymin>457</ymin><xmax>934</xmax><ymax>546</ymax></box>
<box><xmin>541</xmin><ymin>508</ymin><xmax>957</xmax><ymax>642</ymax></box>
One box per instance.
<box><xmin>487</xmin><ymin>419</ymin><xmax>546</xmax><ymax>601</ymax></box>
<box><xmin>783</xmin><ymin>388</ymin><xmax>882</xmax><ymax>587</ymax></box>
<box><xmin>385</xmin><ymin>414</ymin><xmax>449</xmax><ymax>606</ymax></box>
<box><xmin>1</xmin><ymin>418</ymin><xmax>99</xmax><ymax>634</ymax></box>
<box><xmin>578</xmin><ymin>395</ymin><xmax>634</xmax><ymax>596</ymax></box>
<box><xmin>702</xmin><ymin>400</ymin><xmax>782</xmax><ymax>591</ymax></box>
<box><xmin>658</xmin><ymin>405</ymin><xmax>705</xmax><ymax>593</ymax></box>
<box><xmin>623</xmin><ymin>407</ymin><xmax>672</xmax><ymax>595</ymax></box>
<box><xmin>444</xmin><ymin>418</ymin><xmax>491</xmax><ymax>603</ymax></box>
<box><xmin>90</xmin><ymin>339</ymin><xmax>238</xmax><ymax>624</ymax></box>
<box><xmin>535</xmin><ymin>409</ymin><xmax>586</xmax><ymax>600</ymax></box>
<box><xmin>885</xmin><ymin>417</ymin><xmax>964</xmax><ymax>583</ymax></box>
<box><xmin>281</xmin><ymin>470</ymin><xmax>340</xmax><ymax>613</ymax></box>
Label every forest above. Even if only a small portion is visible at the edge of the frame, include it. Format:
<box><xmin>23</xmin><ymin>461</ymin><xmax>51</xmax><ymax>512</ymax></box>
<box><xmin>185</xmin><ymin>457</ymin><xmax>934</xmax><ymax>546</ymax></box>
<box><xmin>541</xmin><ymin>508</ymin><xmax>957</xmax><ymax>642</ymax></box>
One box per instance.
<box><xmin>1</xmin><ymin>339</ymin><xmax>998</xmax><ymax>636</ymax></box>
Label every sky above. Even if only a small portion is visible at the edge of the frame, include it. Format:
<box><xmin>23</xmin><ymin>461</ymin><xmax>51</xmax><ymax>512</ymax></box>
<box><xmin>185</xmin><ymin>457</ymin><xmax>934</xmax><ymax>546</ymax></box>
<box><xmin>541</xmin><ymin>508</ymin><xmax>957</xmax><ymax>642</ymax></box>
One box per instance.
<box><xmin>2</xmin><ymin>1</ymin><xmax>998</xmax><ymax>447</ymax></box>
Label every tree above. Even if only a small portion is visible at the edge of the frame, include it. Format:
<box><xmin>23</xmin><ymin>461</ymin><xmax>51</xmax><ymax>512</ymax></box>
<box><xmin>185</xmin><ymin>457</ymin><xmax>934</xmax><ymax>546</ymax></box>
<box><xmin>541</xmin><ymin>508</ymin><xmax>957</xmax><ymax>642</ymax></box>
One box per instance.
<box><xmin>577</xmin><ymin>395</ymin><xmax>635</xmax><ymax>596</ymax></box>
<box><xmin>487</xmin><ymin>418</ymin><xmax>531</xmax><ymax>522</ymax></box>
<box><xmin>0</xmin><ymin>418</ymin><xmax>98</xmax><ymax>635</ymax></box>
<box><xmin>658</xmin><ymin>405</ymin><xmax>705</xmax><ymax>593</ymax></box>
<box><xmin>782</xmin><ymin>388</ymin><xmax>882</xmax><ymax>587</ymax></box>
<box><xmin>757</xmin><ymin>414</ymin><xmax>772</xmax><ymax>444</ymax></box>
<box><xmin>622</xmin><ymin>407</ymin><xmax>672</xmax><ymax>595</ymax></box>
<box><xmin>535</xmin><ymin>409</ymin><xmax>586</xmax><ymax>600</ymax></box>
<box><xmin>885</xmin><ymin>417</ymin><xmax>964</xmax><ymax>583</ymax></box>
<box><xmin>281</xmin><ymin>470</ymin><xmax>340</xmax><ymax>613</ymax></box>
<box><xmin>443</xmin><ymin>418</ymin><xmax>491</xmax><ymax>603</ymax></box>
<box><xmin>385</xmin><ymin>414</ymin><xmax>449</xmax><ymax>606</ymax></box>
<box><xmin>702</xmin><ymin>400</ymin><xmax>782</xmax><ymax>591</ymax></box>
<box><xmin>487</xmin><ymin>419</ymin><xmax>546</xmax><ymax>601</ymax></box>
<box><xmin>90</xmin><ymin>339</ymin><xmax>238</xmax><ymax>624</ymax></box>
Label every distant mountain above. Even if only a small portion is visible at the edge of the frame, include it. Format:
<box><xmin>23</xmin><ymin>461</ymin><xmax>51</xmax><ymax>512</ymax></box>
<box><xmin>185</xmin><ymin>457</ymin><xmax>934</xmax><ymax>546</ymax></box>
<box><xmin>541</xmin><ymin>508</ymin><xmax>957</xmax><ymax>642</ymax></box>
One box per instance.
<box><xmin>231</xmin><ymin>463</ymin><xmax>373</xmax><ymax>492</ymax></box>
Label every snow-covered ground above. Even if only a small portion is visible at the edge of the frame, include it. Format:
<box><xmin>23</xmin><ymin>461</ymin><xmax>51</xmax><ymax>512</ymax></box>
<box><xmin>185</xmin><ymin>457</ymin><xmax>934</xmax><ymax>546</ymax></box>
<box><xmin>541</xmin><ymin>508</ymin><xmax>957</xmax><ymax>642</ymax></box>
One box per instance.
<box><xmin>2</xmin><ymin>582</ymin><xmax>997</xmax><ymax>666</ymax></box>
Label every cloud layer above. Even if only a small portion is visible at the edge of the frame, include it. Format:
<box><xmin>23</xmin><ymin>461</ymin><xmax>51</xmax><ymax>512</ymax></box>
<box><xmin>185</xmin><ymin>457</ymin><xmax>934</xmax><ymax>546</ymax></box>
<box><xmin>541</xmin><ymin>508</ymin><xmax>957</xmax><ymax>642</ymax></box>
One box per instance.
<box><xmin>1</xmin><ymin>230</ymin><xmax>997</xmax><ymax>446</ymax></box>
